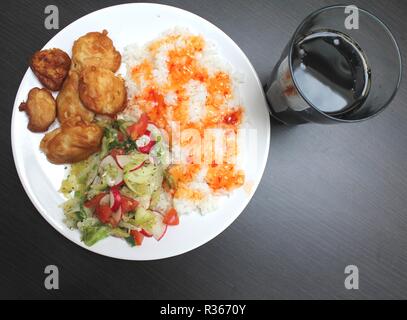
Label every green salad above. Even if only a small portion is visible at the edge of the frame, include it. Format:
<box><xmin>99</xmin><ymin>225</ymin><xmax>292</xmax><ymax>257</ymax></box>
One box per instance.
<box><xmin>60</xmin><ymin>114</ymin><xmax>179</xmax><ymax>247</ymax></box>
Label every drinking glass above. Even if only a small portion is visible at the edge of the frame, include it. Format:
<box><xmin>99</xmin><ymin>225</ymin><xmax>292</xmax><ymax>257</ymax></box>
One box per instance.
<box><xmin>265</xmin><ymin>5</ymin><xmax>402</xmax><ymax>125</ymax></box>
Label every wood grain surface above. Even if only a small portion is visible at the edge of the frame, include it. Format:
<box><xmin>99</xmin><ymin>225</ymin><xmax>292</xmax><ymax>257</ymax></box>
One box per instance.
<box><xmin>0</xmin><ymin>0</ymin><xmax>406</xmax><ymax>299</ymax></box>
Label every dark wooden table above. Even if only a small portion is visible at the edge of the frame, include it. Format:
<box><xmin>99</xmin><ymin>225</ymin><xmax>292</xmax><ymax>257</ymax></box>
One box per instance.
<box><xmin>1</xmin><ymin>0</ymin><xmax>406</xmax><ymax>299</ymax></box>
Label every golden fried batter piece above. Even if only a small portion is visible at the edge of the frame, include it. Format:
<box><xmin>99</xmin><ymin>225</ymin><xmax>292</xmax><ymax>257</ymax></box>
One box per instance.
<box><xmin>19</xmin><ymin>88</ymin><xmax>56</xmax><ymax>132</ymax></box>
<box><xmin>30</xmin><ymin>48</ymin><xmax>71</xmax><ymax>91</ymax></box>
<box><xmin>56</xmin><ymin>71</ymin><xmax>95</xmax><ymax>123</ymax></box>
<box><xmin>78</xmin><ymin>66</ymin><xmax>127</xmax><ymax>115</ymax></box>
<box><xmin>40</xmin><ymin>116</ymin><xmax>103</xmax><ymax>164</ymax></box>
<box><xmin>71</xmin><ymin>30</ymin><xmax>121</xmax><ymax>73</ymax></box>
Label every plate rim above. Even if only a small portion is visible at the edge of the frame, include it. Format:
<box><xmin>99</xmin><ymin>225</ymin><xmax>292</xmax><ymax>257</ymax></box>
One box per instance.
<box><xmin>10</xmin><ymin>2</ymin><xmax>271</xmax><ymax>261</ymax></box>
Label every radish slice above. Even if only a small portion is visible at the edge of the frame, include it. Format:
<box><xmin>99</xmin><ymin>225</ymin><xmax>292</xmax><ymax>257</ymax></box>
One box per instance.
<box><xmin>151</xmin><ymin>211</ymin><xmax>167</xmax><ymax>241</ymax></box>
<box><xmin>99</xmin><ymin>194</ymin><xmax>110</xmax><ymax>206</ymax></box>
<box><xmin>130</xmin><ymin>161</ymin><xmax>145</xmax><ymax>172</ymax></box>
<box><xmin>109</xmin><ymin>188</ymin><xmax>122</xmax><ymax>212</ymax></box>
<box><xmin>138</xmin><ymin>141</ymin><xmax>156</xmax><ymax>154</ymax></box>
<box><xmin>114</xmin><ymin>180</ymin><xmax>125</xmax><ymax>188</ymax></box>
<box><xmin>136</xmin><ymin>131</ymin><xmax>152</xmax><ymax>148</ymax></box>
<box><xmin>99</xmin><ymin>155</ymin><xmax>123</xmax><ymax>187</ymax></box>
<box><xmin>117</xmin><ymin>155</ymin><xmax>145</xmax><ymax>172</ymax></box>
<box><xmin>136</xmin><ymin>130</ymin><xmax>156</xmax><ymax>154</ymax></box>
<box><xmin>110</xmin><ymin>207</ymin><xmax>122</xmax><ymax>227</ymax></box>
<box><xmin>136</xmin><ymin>130</ymin><xmax>151</xmax><ymax>148</ymax></box>
<box><xmin>106</xmin><ymin>170</ymin><xmax>123</xmax><ymax>187</ymax></box>
<box><xmin>147</xmin><ymin>123</ymin><xmax>162</xmax><ymax>140</ymax></box>
<box><xmin>115</xmin><ymin>155</ymin><xmax>133</xmax><ymax>169</ymax></box>
<box><xmin>99</xmin><ymin>155</ymin><xmax>116</xmax><ymax>173</ymax></box>
<box><xmin>140</xmin><ymin>229</ymin><xmax>153</xmax><ymax>237</ymax></box>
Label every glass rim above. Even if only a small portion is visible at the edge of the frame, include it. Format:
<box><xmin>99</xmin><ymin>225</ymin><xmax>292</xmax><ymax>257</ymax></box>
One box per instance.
<box><xmin>288</xmin><ymin>4</ymin><xmax>403</xmax><ymax>123</ymax></box>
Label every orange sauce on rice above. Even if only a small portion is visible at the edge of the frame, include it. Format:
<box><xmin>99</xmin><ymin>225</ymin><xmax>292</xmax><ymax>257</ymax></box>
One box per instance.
<box><xmin>130</xmin><ymin>33</ymin><xmax>245</xmax><ymax>198</ymax></box>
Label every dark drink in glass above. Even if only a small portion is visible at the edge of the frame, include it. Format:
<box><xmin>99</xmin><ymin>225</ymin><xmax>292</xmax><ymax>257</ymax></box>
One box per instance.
<box><xmin>266</xmin><ymin>6</ymin><xmax>401</xmax><ymax>125</ymax></box>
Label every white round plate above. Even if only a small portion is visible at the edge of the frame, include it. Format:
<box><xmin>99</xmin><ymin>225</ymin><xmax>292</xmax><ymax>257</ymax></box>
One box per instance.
<box><xmin>11</xmin><ymin>3</ymin><xmax>270</xmax><ymax>260</ymax></box>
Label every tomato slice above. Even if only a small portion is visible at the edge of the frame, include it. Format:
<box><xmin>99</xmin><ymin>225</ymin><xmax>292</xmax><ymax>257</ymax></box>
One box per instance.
<box><xmin>223</xmin><ymin>109</ymin><xmax>243</xmax><ymax>126</ymax></box>
<box><xmin>163</xmin><ymin>208</ymin><xmax>179</xmax><ymax>226</ymax></box>
<box><xmin>127</xmin><ymin>113</ymin><xmax>149</xmax><ymax>140</ymax></box>
<box><xmin>121</xmin><ymin>196</ymin><xmax>139</xmax><ymax>214</ymax></box>
<box><xmin>96</xmin><ymin>204</ymin><xmax>113</xmax><ymax>224</ymax></box>
<box><xmin>130</xmin><ymin>230</ymin><xmax>144</xmax><ymax>246</ymax></box>
<box><xmin>84</xmin><ymin>193</ymin><xmax>107</xmax><ymax>208</ymax></box>
<box><xmin>140</xmin><ymin>229</ymin><xmax>153</xmax><ymax>237</ymax></box>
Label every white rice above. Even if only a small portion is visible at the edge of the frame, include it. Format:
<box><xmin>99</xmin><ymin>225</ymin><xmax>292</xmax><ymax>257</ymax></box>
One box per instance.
<box><xmin>164</xmin><ymin>90</ymin><xmax>177</xmax><ymax>106</ymax></box>
<box><xmin>173</xmin><ymin>182</ymin><xmax>219</xmax><ymax>216</ymax></box>
<box><xmin>123</xmin><ymin>27</ymin><xmax>241</xmax><ymax>102</ymax></box>
<box><xmin>184</xmin><ymin>80</ymin><xmax>207</xmax><ymax>123</ymax></box>
<box><xmin>123</xmin><ymin>28</ymin><xmax>244</xmax><ymax>216</ymax></box>
<box><xmin>152</xmin><ymin>43</ymin><xmax>173</xmax><ymax>86</ymax></box>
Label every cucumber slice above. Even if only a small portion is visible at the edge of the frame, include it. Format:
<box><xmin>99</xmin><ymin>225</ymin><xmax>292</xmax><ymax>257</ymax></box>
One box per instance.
<box><xmin>150</xmin><ymin>187</ymin><xmax>172</xmax><ymax>214</ymax></box>
<box><xmin>110</xmin><ymin>228</ymin><xmax>130</xmax><ymax>238</ymax></box>
<box><xmin>133</xmin><ymin>207</ymin><xmax>157</xmax><ymax>232</ymax></box>
<box><xmin>124</xmin><ymin>163</ymin><xmax>163</xmax><ymax>196</ymax></box>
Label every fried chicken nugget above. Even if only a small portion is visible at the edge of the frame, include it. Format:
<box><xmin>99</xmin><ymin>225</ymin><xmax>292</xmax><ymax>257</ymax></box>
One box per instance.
<box><xmin>78</xmin><ymin>66</ymin><xmax>127</xmax><ymax>115</ymax></box>
<box><xmin>19</xmin><ymin>88</ymin><xmax>56</xmax><ymax>132</ymax></box>
<box><xmin>72</xmin><ymin>30</ymin><xmax>121</xmax><ymax>73</ymax></box>
<box><xmin>30</xmin><ymin>48</ymin><xmax>71</xmax><ymax>91</ymax></box>
<box><xmin>40</xmin><ymin>116</ymin><xmax>103</xmax><ymax>164</ymax></box>
<box><xmin>56</xmin><ymin>70</ymin><xmax>95</xmax><ymax>123</ymax></box>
